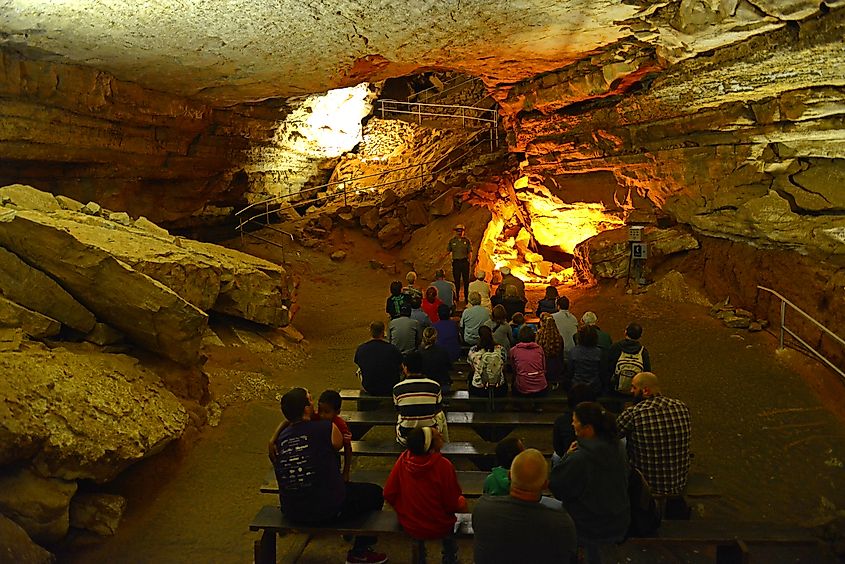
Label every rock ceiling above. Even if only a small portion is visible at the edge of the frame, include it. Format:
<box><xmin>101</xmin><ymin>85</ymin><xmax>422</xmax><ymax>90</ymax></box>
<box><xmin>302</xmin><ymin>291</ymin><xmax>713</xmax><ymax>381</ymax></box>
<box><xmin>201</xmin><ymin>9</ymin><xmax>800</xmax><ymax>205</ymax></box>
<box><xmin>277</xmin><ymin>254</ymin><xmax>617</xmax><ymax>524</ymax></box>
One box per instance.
<box><xmin>1</xmin><ymin>0</ymin><xmax>837</xmax><ymax>104</ymax></box>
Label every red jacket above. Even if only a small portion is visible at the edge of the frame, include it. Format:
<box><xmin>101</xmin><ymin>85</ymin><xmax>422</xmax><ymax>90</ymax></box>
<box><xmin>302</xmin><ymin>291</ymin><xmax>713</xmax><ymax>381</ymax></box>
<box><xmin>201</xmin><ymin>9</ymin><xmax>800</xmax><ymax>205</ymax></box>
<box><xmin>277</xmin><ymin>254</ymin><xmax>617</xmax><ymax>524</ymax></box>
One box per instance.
<box><xmin>384</xmin><ymin>450</ymin><xmax>464</xmax><ymax>540</ymax></box>
<box><xmin>421</xmin><ymin>297</ymin><xmax>443</xmax><ymax>322</ymax></box>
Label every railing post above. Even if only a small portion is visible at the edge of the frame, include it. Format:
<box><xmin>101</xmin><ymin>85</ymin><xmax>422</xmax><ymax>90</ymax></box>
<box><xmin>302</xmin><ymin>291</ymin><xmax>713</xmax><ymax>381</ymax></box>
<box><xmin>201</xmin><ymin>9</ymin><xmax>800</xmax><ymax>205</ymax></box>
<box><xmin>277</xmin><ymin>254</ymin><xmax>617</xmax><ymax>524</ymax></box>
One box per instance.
<box><xmin>381</xmin><ymin>101</ymin><xmax>385</xmax><ymax>119</ymax></box>
<box><xmin>417</xmin><ymin>103</ymin><xmax>421</xmax><ymax>124</ymax></box>
<box><xmin>779</xmin><ymin>300</ymin><xmax>786</xmax><ymax>349</ymax></box>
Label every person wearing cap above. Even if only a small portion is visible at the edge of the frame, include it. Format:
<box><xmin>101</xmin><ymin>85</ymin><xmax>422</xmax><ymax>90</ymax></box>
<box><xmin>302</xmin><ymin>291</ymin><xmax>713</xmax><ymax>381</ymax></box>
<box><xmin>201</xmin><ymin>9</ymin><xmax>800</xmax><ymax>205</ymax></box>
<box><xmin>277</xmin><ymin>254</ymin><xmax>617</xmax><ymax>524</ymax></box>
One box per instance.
<box><xmin>430</xmin><ymin>269</ymin><xmax>457</xmax><ymax>314</ymax></box>
<box><xmin>495</xmin><ymin>266</ymin><xmax>526</xmax><ymax>302</ymax></box>
<box><xmin>443</xmin><ymin>224</ymin><xmax>473</xmax><ymax>303</ymax></box>
<box><xmin>580</xmin><ymin>311</ymin><xmax>612</xmax><ymax>351</ymax></box>
<box><xmin>468</xmin><ymin>270</ymin><xmax>492</xmax><ymax>311</ymax></box>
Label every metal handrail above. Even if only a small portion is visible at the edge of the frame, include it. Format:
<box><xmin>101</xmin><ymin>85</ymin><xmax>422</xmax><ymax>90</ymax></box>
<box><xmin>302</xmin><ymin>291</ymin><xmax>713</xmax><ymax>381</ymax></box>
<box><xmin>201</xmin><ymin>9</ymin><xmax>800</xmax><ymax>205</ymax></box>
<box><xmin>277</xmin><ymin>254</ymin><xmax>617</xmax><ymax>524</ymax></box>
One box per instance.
<box><xmin>408</xmin><ymin>76</ymin><xmax>482</xmax><ymax>103</ymax></box>
<box><xmin>378</xmin><ymin>99</ymin><xmax>498</xmax><ymax>127</ymax></box>
<box><xmin>236</xmin><ymin>127</ymin><xmax>498</xmax><ymax>231</ymax></box>
<box><xmin>757</xmin><ymin>285</ymin><xmax>845</xmax><ymax>379</ymax></box>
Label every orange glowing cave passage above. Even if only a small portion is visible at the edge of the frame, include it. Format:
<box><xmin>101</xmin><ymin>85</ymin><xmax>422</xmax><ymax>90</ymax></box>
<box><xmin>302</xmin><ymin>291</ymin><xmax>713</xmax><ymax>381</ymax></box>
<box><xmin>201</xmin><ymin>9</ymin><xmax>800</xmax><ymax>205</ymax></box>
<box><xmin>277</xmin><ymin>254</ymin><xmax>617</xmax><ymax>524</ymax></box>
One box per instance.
<box><xmin>478</xmin><ymin>183</ymin><xmax>625</xmax><ymax>285</ymax></box>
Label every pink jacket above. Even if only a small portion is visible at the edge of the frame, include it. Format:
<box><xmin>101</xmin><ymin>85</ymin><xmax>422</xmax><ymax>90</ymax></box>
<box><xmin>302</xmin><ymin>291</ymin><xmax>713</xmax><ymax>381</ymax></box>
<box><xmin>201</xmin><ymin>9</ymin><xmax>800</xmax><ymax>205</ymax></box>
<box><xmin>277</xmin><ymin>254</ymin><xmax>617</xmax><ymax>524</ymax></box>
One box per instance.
<box><xmin>509</xmin><ymin>342</ymin><xmax>547</xmax><ymax>394</ymax></box>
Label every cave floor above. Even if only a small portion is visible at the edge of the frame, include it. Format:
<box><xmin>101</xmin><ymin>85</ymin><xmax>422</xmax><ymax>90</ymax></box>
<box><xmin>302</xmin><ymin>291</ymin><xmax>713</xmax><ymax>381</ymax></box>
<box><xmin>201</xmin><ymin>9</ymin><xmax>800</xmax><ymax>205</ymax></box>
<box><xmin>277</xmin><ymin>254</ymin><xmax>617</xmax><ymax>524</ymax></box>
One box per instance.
<box><xmin>61</xmin><ymin>228</ymin><xmax>845</xmax><ymax>564</ymax></box>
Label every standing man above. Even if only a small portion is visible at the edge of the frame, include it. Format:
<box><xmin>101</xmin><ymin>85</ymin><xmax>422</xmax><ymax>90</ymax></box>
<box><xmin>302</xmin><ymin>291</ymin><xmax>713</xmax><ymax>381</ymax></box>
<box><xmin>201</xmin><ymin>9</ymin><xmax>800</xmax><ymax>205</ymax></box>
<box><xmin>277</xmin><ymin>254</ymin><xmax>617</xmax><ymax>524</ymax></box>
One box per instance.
<box><xmin>444</xmin><ymin>224</ymin><xmax>472</xmax><ymax>304</ymax></box>
<box><xmin>270</xmin><ymin>388</ymin><xmax>388</xmax><ymax>564</ymax></box>
<box><xmin>552</xmin><ymin>295</ymin><xmax>578</xmax><ymax>354</ymax></box>
<box><xmin>617</xmin><ymin>372</ymin><xmax>691</xmax><ymax>495</ymax></box>
<box><xmin>473</xmin><ymin>448</ymin><xmax>577</xmax><ymax>563</ymax></box>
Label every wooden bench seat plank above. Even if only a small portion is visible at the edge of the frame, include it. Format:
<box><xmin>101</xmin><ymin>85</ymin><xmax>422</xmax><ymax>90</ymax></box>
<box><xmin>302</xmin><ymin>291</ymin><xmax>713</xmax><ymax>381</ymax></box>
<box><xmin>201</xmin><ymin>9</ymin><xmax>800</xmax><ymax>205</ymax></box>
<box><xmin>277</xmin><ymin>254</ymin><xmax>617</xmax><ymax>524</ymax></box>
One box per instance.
<box><xmin>261</xmin><ymin>469</ymin><xmax>490</xmax><ymax>496</ymax></box>
<box><xmin>340</xmin><ymin>388</ymin><xmax>571</xmax><ymax>404</ymax></box>
<box><xmin>352</xmin><ymin>439</ymin><xmax>496</xmax><ymax>457</ymax></box>
<box><xmin>250</xmin><ymin>505</ymin><xmax>402</xmax><ymax>534</ymax></box>
<box><xmin>342</xmin><ymin>409</ymin><xmax>553</xmax><ymax>428</ymax></box>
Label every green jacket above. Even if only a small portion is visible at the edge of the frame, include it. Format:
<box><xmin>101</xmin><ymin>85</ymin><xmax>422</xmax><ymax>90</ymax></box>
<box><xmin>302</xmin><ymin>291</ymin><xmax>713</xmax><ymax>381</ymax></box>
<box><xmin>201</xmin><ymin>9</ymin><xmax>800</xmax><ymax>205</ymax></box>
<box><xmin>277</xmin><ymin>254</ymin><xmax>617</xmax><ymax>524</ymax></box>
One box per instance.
<box><xmin>484</xmin><ymin>466</ymin><xmax>510</xmax><ymax>496</ymax></box>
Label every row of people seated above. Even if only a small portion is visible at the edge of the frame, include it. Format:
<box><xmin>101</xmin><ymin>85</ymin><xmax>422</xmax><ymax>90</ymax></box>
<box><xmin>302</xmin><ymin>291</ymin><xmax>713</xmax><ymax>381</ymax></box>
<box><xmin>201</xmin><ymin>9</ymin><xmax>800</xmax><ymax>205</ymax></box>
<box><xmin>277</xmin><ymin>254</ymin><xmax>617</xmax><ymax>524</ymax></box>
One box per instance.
<box><xmin>269</xmin><ymin>371</ymin><xmax>690</xmax><ymax>563</ymax></box>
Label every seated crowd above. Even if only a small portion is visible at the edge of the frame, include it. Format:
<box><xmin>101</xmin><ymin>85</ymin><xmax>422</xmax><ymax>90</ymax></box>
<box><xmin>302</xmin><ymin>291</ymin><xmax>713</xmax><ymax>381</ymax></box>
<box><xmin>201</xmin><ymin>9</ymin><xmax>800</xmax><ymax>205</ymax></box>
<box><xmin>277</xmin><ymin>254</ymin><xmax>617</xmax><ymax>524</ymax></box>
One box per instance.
<box><xmin>268</xmin><ymin>267</ymin><xmax>691</xmax><ymax>564</ymax></box>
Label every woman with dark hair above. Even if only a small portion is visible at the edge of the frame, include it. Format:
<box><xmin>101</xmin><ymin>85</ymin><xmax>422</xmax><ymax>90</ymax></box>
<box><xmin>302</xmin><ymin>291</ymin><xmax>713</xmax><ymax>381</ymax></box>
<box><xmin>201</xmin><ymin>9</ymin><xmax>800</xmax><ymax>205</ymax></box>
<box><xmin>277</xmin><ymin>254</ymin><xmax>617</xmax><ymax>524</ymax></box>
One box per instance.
<box><xmin>419</xmin><ymin>327</ymin><xmax>453</xmax><ymax>395</ymax></box>
<box><xmin>568</xmin><ymin>325</ymin><xmax>603</xmax><ymax>395</ymax></box>
<box><xmin>536</xmin><ymin>312</ymin><xmax>565</xmax><ymax>389</ymax></box>
<box><xmin>550</xmin><ymin>402</ymin><xmax>630</xmax><ymax>564</ymax></box>
<box><xmin>485</xmin><ymin>304</ymin><xmax>514</xmax><ymax>353</ymax></box>
<box><xmin>535</xmin><ymin>285</ymin><xmax>559</xmax><ymax>316</ymax></box>
<box><xmin>384</xmin><ymin>427</ymin><xmax>467</xmax><ymax>564</ymax></box>
<box><xmin>386</xmin><ymin>280</ymin><xmax>408</xmax><ymax>320</ymax></box>
<box><xmin>509</xmin><ymin>324</ymin><xmax>547</xmax><ymax>400</ymax></box>
<box><xmin>421</xmin><ymin>286</ymin><xmax>443</xmax><ymax>322</ymax></box>
<box><xmin>433</xmin><ymin>304</ymin><xmax>461</xmax><ymax>361</ymax></box>
<box><xmin>467</xmin><ymin>325</ymin><xmax>507</xmax><ymax>397</ymax></box>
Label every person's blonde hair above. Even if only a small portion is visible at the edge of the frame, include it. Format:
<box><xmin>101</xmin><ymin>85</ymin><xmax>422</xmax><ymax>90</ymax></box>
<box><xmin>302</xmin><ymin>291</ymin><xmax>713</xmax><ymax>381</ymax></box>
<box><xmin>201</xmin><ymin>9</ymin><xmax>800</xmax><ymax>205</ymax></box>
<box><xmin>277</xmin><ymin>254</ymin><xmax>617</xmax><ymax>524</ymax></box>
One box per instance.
<box><xmin>421</xmin><ymin>326</ymin><xmax>438</xmax><ymax>349</ymax></box>
<box><xmin>406</xmin><ymin>271</ymin><xmax>417</xmax><ymax>284</ymax></box>
<box><xmin>468</xmin><ymin>291</ymin><xmax>481</xmax><ymax>306</ymax></box>
<box><xmin>505</xmin><ymin>284</ymin><xmax>519</xmax><ymax>299</ymax></box>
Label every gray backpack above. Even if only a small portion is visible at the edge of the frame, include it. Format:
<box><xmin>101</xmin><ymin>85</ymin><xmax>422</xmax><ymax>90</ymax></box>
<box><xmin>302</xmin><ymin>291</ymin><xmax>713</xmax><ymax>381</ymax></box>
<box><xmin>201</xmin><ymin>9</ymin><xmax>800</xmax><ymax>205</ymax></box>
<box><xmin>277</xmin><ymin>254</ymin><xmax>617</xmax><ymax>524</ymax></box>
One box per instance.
<box><xmin>479</xmin><ymin>350</ymin><xmax>504</xmax><ymax>387</ymax></box>
<box><xmin>613</xmin><ymin>346</ymin><xmax>644</xmax><ymax>393</ymax></box>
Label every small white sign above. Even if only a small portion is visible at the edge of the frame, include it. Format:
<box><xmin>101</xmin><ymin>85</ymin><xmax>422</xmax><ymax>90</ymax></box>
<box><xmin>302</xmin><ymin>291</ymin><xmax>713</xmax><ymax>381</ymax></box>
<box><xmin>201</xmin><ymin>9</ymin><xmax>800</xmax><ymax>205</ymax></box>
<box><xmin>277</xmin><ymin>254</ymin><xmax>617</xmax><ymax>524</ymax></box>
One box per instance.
<box><xmin>632</xmin><ymin>242</ymin><xmax>648</xmax><ymax>259</ymax></box>
<box><xmin>628</xmin><ymin>226</ymin><xmax>644</xmax><ymax>242</ymax></box>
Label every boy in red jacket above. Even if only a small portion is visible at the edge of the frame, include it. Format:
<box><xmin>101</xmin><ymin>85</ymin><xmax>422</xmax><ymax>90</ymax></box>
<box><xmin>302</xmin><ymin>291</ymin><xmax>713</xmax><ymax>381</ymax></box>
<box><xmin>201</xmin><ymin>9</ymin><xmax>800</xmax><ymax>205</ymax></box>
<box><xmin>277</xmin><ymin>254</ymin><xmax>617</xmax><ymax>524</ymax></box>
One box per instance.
<box><xmin>384</xmin><ymin>426</ymin><xmax>467</xmax><ymax>564</ymax></box>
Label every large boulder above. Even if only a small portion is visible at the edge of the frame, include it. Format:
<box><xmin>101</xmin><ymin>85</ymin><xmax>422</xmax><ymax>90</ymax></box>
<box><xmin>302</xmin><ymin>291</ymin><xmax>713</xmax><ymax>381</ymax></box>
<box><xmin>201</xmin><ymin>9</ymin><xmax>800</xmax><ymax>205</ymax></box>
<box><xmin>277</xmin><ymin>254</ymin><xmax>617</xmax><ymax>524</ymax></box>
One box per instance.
<box><xmin>0</xmin><ymin>513</ymin><xmax>54</xmax><ymax>563</ymax></box>
<box><xmin>573</xmin><ymin>226</ymin><xmax>700</xmax><ymax>284</ymax></box>
<box><xmin>178</xmin><ymin>239</ymin><xmax>291</xmax><ymax>326</ymax></box>
<box><xmin>0</xmin><ymin>297</ymin><xmax>60</xmax><ymax>339</ymax></box>
<box><xmin>0</xmin><ymin>208</ymin><xmax>207</xmax><ymax>365</ymax></box>
<box><xmin>0</xmin><ymin>469</ymin><xmax>77</xmax><ymax>544</ymax></box>
<box><xmin>0</xmin><ymin>350</ymin><xmax>189</xmax><ymax>482</ymax></box>
<box><xmin>0</xmin><ymin>248</ymin><xmax>96</xmax><ymax>334</ymax></box>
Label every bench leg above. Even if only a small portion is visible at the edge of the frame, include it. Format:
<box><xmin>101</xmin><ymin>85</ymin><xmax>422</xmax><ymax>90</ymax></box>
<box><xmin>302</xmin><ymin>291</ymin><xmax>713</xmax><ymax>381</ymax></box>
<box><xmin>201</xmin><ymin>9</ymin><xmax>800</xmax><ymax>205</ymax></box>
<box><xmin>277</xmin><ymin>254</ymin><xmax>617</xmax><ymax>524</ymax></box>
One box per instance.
<box><xmin>716</xmin><ymin>539</ymin><xmax>749</xmax><ymax>564</ymax></box>
<box><xmin>254</xmin><ymin>530</ymin><xmax>276</xmax><ymax>564</ymax></box>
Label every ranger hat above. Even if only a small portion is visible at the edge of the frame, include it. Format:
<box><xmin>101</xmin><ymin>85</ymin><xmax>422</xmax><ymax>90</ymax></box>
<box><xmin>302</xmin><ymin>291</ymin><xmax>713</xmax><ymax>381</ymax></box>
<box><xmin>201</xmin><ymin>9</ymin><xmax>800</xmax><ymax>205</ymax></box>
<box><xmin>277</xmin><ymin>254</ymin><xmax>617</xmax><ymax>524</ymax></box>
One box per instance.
<box><xmin>454</xmin><ymin>224</ymin><xmax>465</xmax><ymax>231</ymax></box>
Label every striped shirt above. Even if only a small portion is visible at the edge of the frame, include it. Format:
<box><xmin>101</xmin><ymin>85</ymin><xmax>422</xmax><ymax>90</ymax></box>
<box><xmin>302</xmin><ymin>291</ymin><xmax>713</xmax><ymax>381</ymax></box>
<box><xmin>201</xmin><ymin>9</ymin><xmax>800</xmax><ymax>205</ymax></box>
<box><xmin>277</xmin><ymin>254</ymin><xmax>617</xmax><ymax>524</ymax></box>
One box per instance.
<box><xmin>617</xmin><ymin>395</ymin><xmax>691</xmax><ymax>495</ymax></box>
<box><xmin>393</xmin><ymin>376</ymin><xmax>442</xmax><ymax>443</ymax></box>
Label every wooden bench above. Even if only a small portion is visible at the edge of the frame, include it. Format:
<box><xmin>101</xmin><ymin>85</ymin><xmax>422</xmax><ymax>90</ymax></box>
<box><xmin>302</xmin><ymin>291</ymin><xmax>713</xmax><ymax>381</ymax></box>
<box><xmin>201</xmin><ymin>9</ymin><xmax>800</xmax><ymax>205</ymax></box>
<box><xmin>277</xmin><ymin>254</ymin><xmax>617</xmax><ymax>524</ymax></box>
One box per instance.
<box><xmin>342</xmin><ymin>409</ymin><xmax>553</xmax><ymax>441</ymax></box>
<box><xmin>250</xmin><ymin>506</ymin><xmax>473</xmax><ymax>564</ymax></box>
<box><xmin>341</xmin><ymin>389</ymin><xmax>625</xmax><ymax>413</ymax></box>
<box><xmin>260</xmin><ymin>469</ymin><xmax>490</xmax><ymax>497</ymax></box>
<box><xmin>250</xmin><ymin>505</ymin><xmax>828</xmax><ymax>564</ymax></box>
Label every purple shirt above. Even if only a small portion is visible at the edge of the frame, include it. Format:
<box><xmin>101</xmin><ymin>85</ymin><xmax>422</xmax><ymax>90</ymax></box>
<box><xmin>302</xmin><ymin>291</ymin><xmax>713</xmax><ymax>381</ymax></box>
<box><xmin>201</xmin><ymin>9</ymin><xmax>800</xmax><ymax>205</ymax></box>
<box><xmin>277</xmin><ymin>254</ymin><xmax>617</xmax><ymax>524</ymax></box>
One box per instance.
<box><xmin>274</xmin><ymin>419</ymin><xmax>344</xmax><ymax>523</ymax></box>
<box><xmin>510</xmin><ymin>342</ymin><xmax>547</xmax><ymax>394</ymax></box>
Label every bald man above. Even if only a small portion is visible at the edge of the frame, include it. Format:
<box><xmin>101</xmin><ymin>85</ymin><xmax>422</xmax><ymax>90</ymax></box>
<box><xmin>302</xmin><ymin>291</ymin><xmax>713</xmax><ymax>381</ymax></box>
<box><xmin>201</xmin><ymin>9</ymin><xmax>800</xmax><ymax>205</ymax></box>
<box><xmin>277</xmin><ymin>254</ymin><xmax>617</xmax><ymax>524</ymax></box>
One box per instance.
<box><xmin>617</xmin><ymin>371</ymin><xmax>691</xmax><ymax>495</ymax></box>
<box><xmin>472</xmin><ymin>449</ymin><xmax>576</xmax><ymax>563</ymax></box>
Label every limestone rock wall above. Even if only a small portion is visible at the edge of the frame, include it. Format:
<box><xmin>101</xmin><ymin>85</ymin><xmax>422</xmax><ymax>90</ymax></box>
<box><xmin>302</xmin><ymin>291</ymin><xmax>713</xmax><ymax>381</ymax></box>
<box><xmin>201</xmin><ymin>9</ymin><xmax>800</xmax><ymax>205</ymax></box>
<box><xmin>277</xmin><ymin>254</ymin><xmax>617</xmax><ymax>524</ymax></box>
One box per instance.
<box><xmin>509</xmin><ymin>7</ymin><xmax>845</xmax><ymax>261</ymax></box>
<box><xmin>0</xmin><ymin>47</ymin><xmax>288</xmax><ymax>229</ymax></box>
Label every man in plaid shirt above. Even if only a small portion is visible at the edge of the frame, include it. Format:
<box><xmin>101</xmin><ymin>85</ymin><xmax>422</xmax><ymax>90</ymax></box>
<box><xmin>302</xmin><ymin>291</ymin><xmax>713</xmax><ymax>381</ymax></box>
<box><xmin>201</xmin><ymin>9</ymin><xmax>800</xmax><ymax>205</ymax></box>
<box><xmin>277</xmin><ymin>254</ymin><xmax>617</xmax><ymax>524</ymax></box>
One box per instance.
<box><xmin>617</xmin><ymin>372</ymin><xmax>691</xmax><ymax>495</ymax></box>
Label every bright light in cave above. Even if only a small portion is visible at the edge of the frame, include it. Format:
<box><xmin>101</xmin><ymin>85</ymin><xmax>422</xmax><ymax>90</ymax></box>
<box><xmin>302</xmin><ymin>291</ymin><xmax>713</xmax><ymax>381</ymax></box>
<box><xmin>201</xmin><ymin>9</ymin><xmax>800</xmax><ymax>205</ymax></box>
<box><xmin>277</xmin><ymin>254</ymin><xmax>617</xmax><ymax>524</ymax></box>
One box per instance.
<box><xmin>481</xmin><ymin>183</ymin><xmax>625</xmax><ymax>285</ymax></box>
<box><xmin>281</xmin><ymin>82</ymin><xmax>376</xmax><ymax>156</ymax></box>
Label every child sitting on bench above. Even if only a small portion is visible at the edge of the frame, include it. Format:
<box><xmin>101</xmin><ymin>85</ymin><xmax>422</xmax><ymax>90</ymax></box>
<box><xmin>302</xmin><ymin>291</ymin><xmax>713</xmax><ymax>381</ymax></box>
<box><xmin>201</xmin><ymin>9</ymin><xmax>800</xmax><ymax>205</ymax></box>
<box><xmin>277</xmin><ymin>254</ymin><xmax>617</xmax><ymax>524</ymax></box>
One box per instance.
<box><xmin>384</xmin><ymin>426</ymin><xmax>467</xmax><ymax>564</ymax></box>
<box><xmin>483</xmin><ymin>436</ymin><xmax>525</xmax><ymax>496</ymax></box>
<box><xmin>318</xmin><ymin>390</ymin><xmax>353</xmax><ymax>482</ymax></box>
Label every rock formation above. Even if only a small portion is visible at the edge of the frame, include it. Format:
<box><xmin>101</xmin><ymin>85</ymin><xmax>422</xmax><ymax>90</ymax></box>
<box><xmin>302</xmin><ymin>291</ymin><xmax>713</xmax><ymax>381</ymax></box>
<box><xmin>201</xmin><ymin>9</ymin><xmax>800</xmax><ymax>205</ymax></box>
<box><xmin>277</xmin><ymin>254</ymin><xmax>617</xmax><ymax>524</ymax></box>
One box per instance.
<box><xmin>0</xmin><ymin>185</ymin><xmax>292</xmax><ymax>364</ymax></box>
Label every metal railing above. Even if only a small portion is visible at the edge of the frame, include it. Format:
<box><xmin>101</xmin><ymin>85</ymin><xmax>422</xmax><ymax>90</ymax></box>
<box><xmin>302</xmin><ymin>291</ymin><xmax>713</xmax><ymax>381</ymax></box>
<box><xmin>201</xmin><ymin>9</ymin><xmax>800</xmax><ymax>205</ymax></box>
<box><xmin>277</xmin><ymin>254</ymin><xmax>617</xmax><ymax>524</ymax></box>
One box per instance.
<box><xmin>235</xmin><ymin>126</ymin><xmax>499</xmax><ymax>239</ymax></box>
<box><xmin>757</xmin><ymin>285</ymin><xmax>845</xmax><ymax>379</ymax></box>
<box><xmin>408</xmin><ymin>76</ymin><xmax>482</xmax><ymax>103</ymax></box>
<box><xmin>378</xmin><ymin>99</ymin><xmax>498</xmax><ymax>134</ymax></box>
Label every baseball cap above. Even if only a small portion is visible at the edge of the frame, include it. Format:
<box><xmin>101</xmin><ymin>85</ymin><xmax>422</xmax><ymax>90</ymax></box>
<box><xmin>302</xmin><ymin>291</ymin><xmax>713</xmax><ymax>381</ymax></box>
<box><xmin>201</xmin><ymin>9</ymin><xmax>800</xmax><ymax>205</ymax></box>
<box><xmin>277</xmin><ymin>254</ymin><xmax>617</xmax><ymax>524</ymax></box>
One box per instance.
<box><xmin>454</xmin><ymin>224</ymin><xmax>465</xmax><ymax>231</ymax></box>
